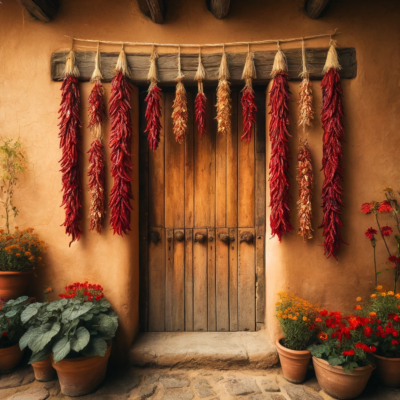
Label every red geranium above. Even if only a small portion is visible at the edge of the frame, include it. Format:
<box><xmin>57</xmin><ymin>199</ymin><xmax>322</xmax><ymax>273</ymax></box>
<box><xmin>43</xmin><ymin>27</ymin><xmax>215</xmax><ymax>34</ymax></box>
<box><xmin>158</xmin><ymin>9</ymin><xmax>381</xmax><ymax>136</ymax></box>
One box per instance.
<box><xmin>392</xmin><ymin>340</ymin><xmax>399</xmax><ymax>345</ymax></box>
<box><xmin>365</xmin><ymin>227</ymin><xmax>377</xmax><ymax>240</ymax></box>
<box><xmin>361</xmin><ymin>203</ymin><xmax>373</xmax><ymax>214</ymax></box>
<box><xmin>379</xmin><ymin>201</ymin><xmax>393</xmax><ymax>213</ymax></box>
<box><xmin>381</xmin><ymin>226</ymin><xmax>393</xmax><ymax>237</ymax></box>
<box><xmin>342</xmin><ymin>349</ymin><xmax>355</xmax><ymax>356</ymax></box>
<box><xmin>59</xmin><ymin>281</ymin><xmax>104</xmax><ymax>302</ymax></box>
<box><xmin>2</xmin><ymin>331</ymin><xmax>7</xmax><ymax>337</ymax></box>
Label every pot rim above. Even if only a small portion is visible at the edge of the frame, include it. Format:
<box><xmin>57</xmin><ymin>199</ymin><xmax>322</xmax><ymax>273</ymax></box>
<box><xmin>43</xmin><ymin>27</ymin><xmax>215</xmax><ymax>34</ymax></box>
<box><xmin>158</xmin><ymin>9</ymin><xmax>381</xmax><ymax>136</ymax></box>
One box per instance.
<box><xmin>31</xmin><ymin>356</ymin><xmax>52</xmax><ymax>367</ymax></box>
<box><xmin>0</xmin><ymin>343</ymin><xmax>23</xmax><ymax>355</ymax></box>
<box><xmin>312</xmin><ymin>356</ymin><xmax>375</xmax><ymax>375</ymax></box>
<box><xmin>374</xmin><ymin>353</ymin><xmax>400</xmax><ymax>362</ymax></box>
<box><xmin>51</xmin><ymin>342</ymin><xmax>111</xmax><ymax>365</ymax></box>
<box><xmin>0</xmin><ymin>270</ymin><xmax>33</xmax><ymax>275</ymax></box>
<box><xmin>276</xmin><ymin>336</ymin><xmax>311</xmax><ymax>355</ymax></box>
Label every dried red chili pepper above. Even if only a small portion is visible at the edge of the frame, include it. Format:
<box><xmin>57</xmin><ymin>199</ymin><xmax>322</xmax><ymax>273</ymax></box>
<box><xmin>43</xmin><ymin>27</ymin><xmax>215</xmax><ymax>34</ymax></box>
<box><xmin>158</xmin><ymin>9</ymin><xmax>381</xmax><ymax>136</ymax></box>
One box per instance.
<box><xmin>241</xmin><ymin>85</ymin><xmax>257</xmax><ymax>143</ymax></box>
<box><xmin>108</xmin><ymin>70</ymin><xmax>133</xmax><ymax>236</ymax></box>
<box><xmin>145</xmin><ymin>83</ymin><xmax>162</xmax><ymax>151</ymax></box>
<box><xmin>320</xmin><ymin>67</ymin><xmax>346</xmax><ymax>259</ymax></box>
<box><xmin>268</xmin><ymin>72</ymin><xmax>293</xmax><ymax>241</ymax></box>
<box><xmin>195</xmin><ymin>92</ymin><xmax>207</xmax><ymax>136</ymax></box>
<box><xmin>87</xmin><ymin>80</ymin><xmax>106</xmax><ymax>233</ymax></box>
<box><xmin>58</xmin><ymin>54</ymin><xmax>82</xmax><ymax>246</ymax></box>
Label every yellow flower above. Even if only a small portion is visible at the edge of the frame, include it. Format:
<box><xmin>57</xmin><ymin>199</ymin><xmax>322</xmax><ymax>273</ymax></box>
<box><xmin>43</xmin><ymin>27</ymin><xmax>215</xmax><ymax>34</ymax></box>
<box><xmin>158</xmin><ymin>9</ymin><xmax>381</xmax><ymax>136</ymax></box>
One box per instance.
<box><xmin>388</xmin><ymin>291</ymin><xmax>394</xmax><ymax>296</ymax></box>
<box><xmin>381</xmin><ymin>292</ymin><xmax>387</xmax><ymax>297</ymax></box>
<box><xmin>377</xmin><ymin>285</ymin><xmax>383</xmax><ymax>290</ymax></box>
<box><xmin>356</xmin><ymin>297</ymin><xmax>362</xmax><ymax>302</ymax></box>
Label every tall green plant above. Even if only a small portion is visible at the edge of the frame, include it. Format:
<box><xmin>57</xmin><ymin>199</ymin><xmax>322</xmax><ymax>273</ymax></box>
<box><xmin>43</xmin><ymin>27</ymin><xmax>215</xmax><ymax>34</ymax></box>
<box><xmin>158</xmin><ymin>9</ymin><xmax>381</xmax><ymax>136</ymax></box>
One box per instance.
<box><xmin>0</xmin><ymin>140</ymin><xmax>25</xmax><ymax>233</ymax></box>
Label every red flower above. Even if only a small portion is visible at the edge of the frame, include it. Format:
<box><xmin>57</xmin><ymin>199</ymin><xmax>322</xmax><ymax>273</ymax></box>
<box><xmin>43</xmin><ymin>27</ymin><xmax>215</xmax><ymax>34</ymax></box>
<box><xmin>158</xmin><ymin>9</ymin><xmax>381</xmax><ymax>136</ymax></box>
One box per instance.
<box><xmin>355</xmin><ymin>343</ymin><xmax>376</xmax><ymax>353</ymax></box>
<box><xmin>364</xmin><ymin>326</ymin><xmax>373</xmax><ymax>338</ymax></box>
<box><xmin>343</xmin><ymin>349</ymin><xmax>355</xmax><ymax>356</ymax></box>
<box><xmin>361</xmin><ymin>203</ymin><xmax>373</xmax><ymax>214</ymax></box>
<box><xmin>388</xmin><ymin>256</ymin><xmax>400</xmax><ymax>265</ymax></box>
<box><xmin>2</xmin><ymin>331</ymin><xmax>7</xmax><ymax>337</ymax></box>
<box><xmin>365</xmin><ymin>227</ymin><xmax>378</xmax><ymax>240</ymax></box>
<box><xmin>392</xmin><ymin>340</ymin><xmax>399</xmax><ymax>345</ymax></box>
<box><xmin>320</xmin><ymin>310</ymin><xmax>328</xmax><ymax>317</ymax></box>
<box><xmin>381</xmin><ymin>226</ymin><xmax>393</xmax><ymax>237</ymax></box>
<box><xmin>379</xmin><ymin>201</ymin><xmax>393</xmax><ymax>213</ymax></box>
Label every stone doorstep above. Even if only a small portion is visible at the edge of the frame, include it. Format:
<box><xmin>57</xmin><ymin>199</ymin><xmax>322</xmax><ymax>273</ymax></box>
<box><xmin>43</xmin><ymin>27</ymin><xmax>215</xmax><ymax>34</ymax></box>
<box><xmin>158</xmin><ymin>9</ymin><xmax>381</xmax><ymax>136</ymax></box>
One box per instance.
<box><xmin>129</xmin><ymin>331</ymin><xmax>279</xmax><ymax>369</ymax></box>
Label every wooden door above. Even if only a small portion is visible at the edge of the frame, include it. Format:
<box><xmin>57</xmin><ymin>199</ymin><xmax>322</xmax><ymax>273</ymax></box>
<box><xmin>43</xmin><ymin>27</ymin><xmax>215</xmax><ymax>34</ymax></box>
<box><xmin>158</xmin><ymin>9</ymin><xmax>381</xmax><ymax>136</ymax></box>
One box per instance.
<box><xmin>139</xmin><ymin>88</ymin><xmax>266</xmax><ymax>332</ymax></box>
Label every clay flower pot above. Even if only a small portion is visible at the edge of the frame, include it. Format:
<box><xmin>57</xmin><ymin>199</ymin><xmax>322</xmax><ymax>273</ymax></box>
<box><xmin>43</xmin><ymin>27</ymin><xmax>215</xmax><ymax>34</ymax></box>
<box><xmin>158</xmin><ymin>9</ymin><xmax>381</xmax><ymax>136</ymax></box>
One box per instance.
<box><xmin>0</xmin><ymin>343</ymin><xmax>24</xmax><ymax>373</ymax></box>
<box><xmin>313</xmin><ymin>356</ymin><xmax>374</xmax><ymax>399</ymax></box>
<box><xmin>374</xmin><ymin>354</ymin><xmax>400</xmax><ymax>387</ymax></box>
<box><xmin>51</xmin><ymin>344</ymin><xmax>111</xmax><ymax>396</ymax></box>
<box><xmin>276</xmin><ymin>337</ymin><xmax>311</xmax><ymax>383</ymax></box>
<box><xmin>32</xmin><ymin>357</ymin><xmax>56</xmax><ymax>382</ymax></box>
<box><xmin>0</xmin><ymin>271</ymin><xmax>33</xmax><ymax>301</ymax></box>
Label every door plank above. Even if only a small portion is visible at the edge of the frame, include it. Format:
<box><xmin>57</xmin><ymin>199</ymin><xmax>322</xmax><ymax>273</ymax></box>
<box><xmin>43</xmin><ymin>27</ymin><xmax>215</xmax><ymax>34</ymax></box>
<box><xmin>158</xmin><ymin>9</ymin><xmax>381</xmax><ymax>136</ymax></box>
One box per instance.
<box><xmin>165</xmin><ymin>229</ymin><xmax>185</xmax><ymax>331</ymax></box>
<box><xmin>238</xmin><ymin>96</ymin><xmax>255</xmax><ymax>228</ymax></box>
<box><xmin>185</xmin><ymin>93</ymin><xmax>195</xmax><ymax>228</ymax></box>
<box><xmin>227</xmin><ymin>92</ymin><xmax>238</xmax><ymax>227</ymax></box>
<box><xmin>149</xmin><ymin>92</ymin><xmax>165</xmax><ymax>228</ymax></box>
<box><xmin>216</xmin><ymin>228</ymin><xmax>229</xmax><ymax>331</ymax></box>
<box><xmin>229</xmin><ymin>227</ymin><xmax>238</xmax><ymax>331</ymax></box>
<box><xmin>238</xmin><ymin>227</ymin><xmax>256</xmax><ymax>331</ymax></box>
<box><xmin>208</xmin><ymin>228</ymin><xmax>216</xmax><ymax>331</ymax></box>
<box><xmin>256</xmin><ymin>234</ymin><xmax>265</xmax><ymax>325</ymax></box>
<box><xmin>139</xmin><ymin>91</ymin><xmax>149</xmax><ymax>331</ymax></box>
<box><xmin>194</xmin><ymin>91</ymin><xmax>216</xmax><ymax>228</ymax></box>
<box><xmin>193</xmin><ymin>228</ymin><xmax>208</xmax><ymax>331</ymax></box>
<box><xmin>148</xmin><ymin>227</ymin><xmax>165</xmax><ymax>331</ymax></box>
<box><xmin>216</xmin><ymin>104</ymin><xmax>227</xmax><ymax>228</ymax></box>
<box><xmin>165</xmin><ymin>92</ymin><xmax>185</xmax><ymax>228</ymax></box>
<box><xmin>185</xmin><ymin>229</ymin><xmax>194</xmax><ymax>331</ymax></box>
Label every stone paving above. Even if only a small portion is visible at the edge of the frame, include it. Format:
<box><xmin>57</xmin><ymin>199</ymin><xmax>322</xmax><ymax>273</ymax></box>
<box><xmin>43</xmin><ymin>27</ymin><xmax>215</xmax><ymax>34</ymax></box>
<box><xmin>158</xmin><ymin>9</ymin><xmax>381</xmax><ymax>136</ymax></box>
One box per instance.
<box><xmin>1</xmin><ymin>364</ymin><xmax>400</xmax><ymax>400</ymax></box>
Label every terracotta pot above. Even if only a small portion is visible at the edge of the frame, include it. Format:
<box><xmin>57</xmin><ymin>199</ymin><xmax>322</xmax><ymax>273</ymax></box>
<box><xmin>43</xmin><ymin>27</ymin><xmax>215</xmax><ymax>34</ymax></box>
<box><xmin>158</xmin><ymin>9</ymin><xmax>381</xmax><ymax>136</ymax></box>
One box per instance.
<box><xmin>374</xmin><ymin>354</ymin><xmax>400</xmax><ymax>388</ymax></box>
<box><xmin>0</xmin><ymin>271</ymin><xmax>32</xmax><ymax>301</ymax></box>
<box><xmin>276</xmin><ymin>337</ymin><xmax>311</xmax><ymax>383</ymax></box>
<box><xmin>51</xmin><ymin>344</ymin><xmax>111</xmax><ymax>397</ymax></box>
<box><xmin>313</xmin><ymin>356</ymin><xmax>374</xmax><ymax>399</ymax></box>
<box><xmin>32</xmin><ymin>357</ymin><xmax>56</xmax><ymax>382</ymax></box>
<box><xmin>0</xmin><ymin>343</ymin><xmax>24</xmax><ymax>373</ymax></box>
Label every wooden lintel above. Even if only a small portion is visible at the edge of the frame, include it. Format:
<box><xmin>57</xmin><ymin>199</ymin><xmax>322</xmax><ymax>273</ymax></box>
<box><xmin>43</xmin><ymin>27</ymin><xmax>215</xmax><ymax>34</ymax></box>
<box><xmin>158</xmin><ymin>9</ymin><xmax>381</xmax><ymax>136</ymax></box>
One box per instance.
<box><xmin>304</xmin><ymin>0</ymin><xmax>330</xmax><ymax>19</ymax></box>
<box><xmin>137</xmin><ymin>0</ymin><xmax>165</xmax><ymax>24</ymax></box>
<box><xmin>51</xmin><ymin>48</ymin><xmax>357</xmax><ymax>85</ymax></box>
<box><xmin>17</xmin><ymin>0</ymin><xmax>59</xmax><ymax>22</ymax></box>
<box><xmin>208</xmin><ymin>0</ymin><xmax>231</xmax><ymax>19</ymax></box>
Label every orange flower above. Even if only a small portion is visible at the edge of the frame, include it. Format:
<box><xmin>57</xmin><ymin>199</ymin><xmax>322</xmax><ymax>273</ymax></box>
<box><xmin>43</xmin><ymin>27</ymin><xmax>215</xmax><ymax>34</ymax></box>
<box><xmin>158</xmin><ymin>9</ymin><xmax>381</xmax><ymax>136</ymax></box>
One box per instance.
<box><xmin>395</xmin><ymin>294</ymin><xmax>400</xmax><ymax>300</ymax></box>
<box><xmin>356</xmin><ymin>297</ymin><xmax>362</xmax><ymax>302</ymax></box>
<box><xmin>388</xmin><ymin>291</ymin><xmax>394</xmax><ymax>296</ymax></box>
<box><xmin>292</xmin><ymin>316</ymin><xmax>298</xmax><ymax>321</ymax></box>
<box><xmin>354</xmin><ymin>305</ymin><xmax>362</xmax><ymax>310</ymax></box>
<box><xmin>303</xmin><ymin>316</ymin><xmax>307</xmax><ymax>321</ymax></box>
<box><xmin>369</xmin><ymin>312</ymin><xmax>377</xmax><ymax>317</ymax></box>
<box><xmin>381</xmin><ymin>292</ymin><xmax>387</xmax><ymax>297</ymax></box>
<box><xmin>16</xmin><ymin>253</ymin><xmax>20</xmax><ymax>257</ymax></box>
<box><xmin>371</xmin><ymin>294</ymin><xmax>377</xmax><ymax>299</ymax></box>
<box><xmin>282</xmin><ymin>315</ymin><xmax>288</xmax><ymax>319</ymax></box>
<box><xmin>377</xmin><ymin>285</ymin><xmax>383</xmax><ymax>290</ymax></box>
<box><xmin>319</xmin><ymin>332</ymin><xmax>328</xmax><ymax>340</ymax></box>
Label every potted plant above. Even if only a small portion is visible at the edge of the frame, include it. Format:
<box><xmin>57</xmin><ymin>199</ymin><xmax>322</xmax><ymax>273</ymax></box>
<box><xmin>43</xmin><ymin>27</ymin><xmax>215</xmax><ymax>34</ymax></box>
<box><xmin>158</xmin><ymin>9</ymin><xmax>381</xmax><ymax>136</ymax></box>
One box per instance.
<box><xmin>365</xmin><ymin>288</ymin><xmax>400</xmax><ymax>387</ymax></box>
<box><xmin>275</xmin><ymin>292</ymin><xmax>318</xmax><ymax>383</ymax></box>
<box><xmin>309</xmin><ymin>308</ymin><xmax>375</xmax><ymax>399</ymax></box>
<box><xmin>0</xmin><ymin>296</ymin><xmax>28</xmax><ymax>373</ymax></box>
<box><xmin>0</xmin><ymin>228</ymin><xmax>47</xmax><ymax>300</ymax></box>
<box><xmin>20</xmin><ymin>282</ymin><xmax>118</xmax><ymax>396</ymax></box>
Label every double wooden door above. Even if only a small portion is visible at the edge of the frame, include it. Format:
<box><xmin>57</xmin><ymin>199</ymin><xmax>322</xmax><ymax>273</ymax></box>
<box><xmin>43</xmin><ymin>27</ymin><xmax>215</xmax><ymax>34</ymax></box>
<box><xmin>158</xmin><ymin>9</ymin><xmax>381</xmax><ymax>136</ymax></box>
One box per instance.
<box><xmin>139</xmin><ymin>88</ymin><xmax>266</xmax><ymax>332</ymax></box>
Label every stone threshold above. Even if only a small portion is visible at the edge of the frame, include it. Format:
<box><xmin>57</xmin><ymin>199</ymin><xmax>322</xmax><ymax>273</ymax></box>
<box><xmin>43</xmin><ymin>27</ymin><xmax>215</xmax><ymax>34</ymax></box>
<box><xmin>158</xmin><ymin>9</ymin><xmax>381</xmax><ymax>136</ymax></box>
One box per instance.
<box><xmin>129</xmin><ymin>330</ymin><xmax>279</xmax><ymax>370</ymax></box>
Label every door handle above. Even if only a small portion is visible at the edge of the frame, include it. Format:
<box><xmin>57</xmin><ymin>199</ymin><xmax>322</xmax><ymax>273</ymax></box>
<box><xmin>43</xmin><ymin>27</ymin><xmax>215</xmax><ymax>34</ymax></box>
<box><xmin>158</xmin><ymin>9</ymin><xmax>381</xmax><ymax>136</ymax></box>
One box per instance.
<box><xmin>218</xmin><ymin>232</ymin><xmax>230</xmax><ymax>244</ymax></box>
<box><xmin>174</xmin><ymin>230</ymin><xmax>185</xmax><ymax>242</ymax></box>
<box><xmin>194</xmin><ymin>233</ymin><xmax>207</xmax><ymax>243</ymax></box>
<box><xmin>240</xmin><ymin>231</ymin><xmax>254</xmax><ymax>244</ymax></box>
<box><xmin>149</xmin><ymin>231</ymin><xmax>160</xmax><ymax>244</ymax></box>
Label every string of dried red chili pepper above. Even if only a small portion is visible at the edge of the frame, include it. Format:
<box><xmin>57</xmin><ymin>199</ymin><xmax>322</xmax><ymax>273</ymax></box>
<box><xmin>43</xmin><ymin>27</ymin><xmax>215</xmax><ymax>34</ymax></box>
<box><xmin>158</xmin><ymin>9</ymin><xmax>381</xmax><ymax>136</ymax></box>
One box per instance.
<box><xmin>320</xmin><ymin>66</ymin><xmax>345</xmax><ymax>259</ymax></box>
<box><xmin>145</xmin><ymin>48</ymin><xmax>162</xmax><ymax>151</ymax></box>
<box><xmin>58</xmin><ymin>51</ymin><xmax>82</xmax><ymax>246</ymax></box>
<box><xmin>268</xmin><ymin>48</ymin><xmax>293</xmax><ymax>241</ymax></box>
<box><xmin>87</xmin><ymin>50</ymin><xmax>106</xmax><ymax>234</ymax></box>
<box><xmin>195</xmin><ymin>51</ymin><xmax>207</xmax><ymax>136</ymax></box>
<box><xmin>108</xmin><ymin>49</ymin><xmax>133</xmax><ymax>236</ymax></box>
<box><xmin>241</xmin><ymin>51</ymin><xmax>257</xmax><ymax>143</ymax></box>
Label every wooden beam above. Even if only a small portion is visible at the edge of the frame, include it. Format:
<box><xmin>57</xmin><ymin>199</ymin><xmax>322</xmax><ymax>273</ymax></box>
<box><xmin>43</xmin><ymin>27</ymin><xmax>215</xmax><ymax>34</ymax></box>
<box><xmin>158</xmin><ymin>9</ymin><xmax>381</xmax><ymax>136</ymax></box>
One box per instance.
<box><xmin>17</xmin><ymin>0</ymin><xmax>59</xmax><ymax>22</ymax></box>
<box><xmin>208</xmin><ymin>0</ymin><xmax>231</xmax><ymax>19</ymax></box>
<box><xmin>137</xmin><ymin>0</ymin><xmax>165</xmax><ymax>24</ymax></box>
<box><xmin>51</xmin><ymin>47</ymin><xmax>357</xmax><ymax>84</ymax></box>
<box><xmin>304</xmin><ymin>0</ymin><xmax>330</xmax><ymax>19</ymax></box>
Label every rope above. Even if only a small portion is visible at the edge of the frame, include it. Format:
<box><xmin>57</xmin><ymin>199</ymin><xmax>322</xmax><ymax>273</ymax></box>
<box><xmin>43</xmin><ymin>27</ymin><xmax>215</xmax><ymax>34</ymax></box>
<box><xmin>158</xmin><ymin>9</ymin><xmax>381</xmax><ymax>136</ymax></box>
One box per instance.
<box><xmin>65</xmin><ymin>28</ymin><xmax>338</xmax><ymax>50</ymax></box>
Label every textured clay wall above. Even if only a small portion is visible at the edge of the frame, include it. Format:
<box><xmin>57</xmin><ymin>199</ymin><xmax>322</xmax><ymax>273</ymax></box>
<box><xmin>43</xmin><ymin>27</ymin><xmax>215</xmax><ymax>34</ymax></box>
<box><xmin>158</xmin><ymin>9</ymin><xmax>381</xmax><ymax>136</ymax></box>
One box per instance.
<box><xmin>0</xmin><ymin>0</ymin><xmax>399</xmax><ymax>359</ymax></box>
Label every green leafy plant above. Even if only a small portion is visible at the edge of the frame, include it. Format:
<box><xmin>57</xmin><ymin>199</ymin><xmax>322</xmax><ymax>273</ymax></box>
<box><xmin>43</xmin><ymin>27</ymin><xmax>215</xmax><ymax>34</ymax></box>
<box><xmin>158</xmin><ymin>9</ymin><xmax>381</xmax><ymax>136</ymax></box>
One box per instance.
<box><xmin>0</xmin><ymin>227</ymin><xmax>47</xmax><ymax>272</ymax></box>
<box><xmin>308</xmin><ymin>309</ymin><xmax>376</xmax><ymax>373</ymax></box>
<box><xmin>275</xmin><ymin>292</ymin><xmax>318</xmax><ymax>350</ymax></box>
<box><xmin>0</xmin><ymin>140</ymin><xmax>25</xmax><ymax>233</ymax></box>
<box><xmin>20</xmin><ymin>282</ymin><xmax>118</xmax><ymax>363</ymax></box>
<box><xmin>0</xmin><ymin>296</ymin><xmax>28</xmax><ymax>349</ymax></box>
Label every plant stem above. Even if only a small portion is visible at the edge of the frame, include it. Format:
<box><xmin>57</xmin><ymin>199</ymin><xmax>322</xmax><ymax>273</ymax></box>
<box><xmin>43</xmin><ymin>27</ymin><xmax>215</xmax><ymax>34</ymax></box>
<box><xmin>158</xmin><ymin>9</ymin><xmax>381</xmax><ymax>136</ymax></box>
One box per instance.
<box><xmin>375</xmin><ymin>213</ymin><xmax>392</xmax><ymax>257</ymax></box>
<box><xmin>373</xmin><ymin>245</ymin><xmax>377</xmax><ymax>287</ymax></box>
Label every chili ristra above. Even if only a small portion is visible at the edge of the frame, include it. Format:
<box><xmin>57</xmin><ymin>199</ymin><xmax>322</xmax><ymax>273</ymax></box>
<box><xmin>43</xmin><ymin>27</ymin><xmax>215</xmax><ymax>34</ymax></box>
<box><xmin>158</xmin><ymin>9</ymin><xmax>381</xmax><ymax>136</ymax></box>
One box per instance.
<box><xmin>241</xmin><ymin>51</ymin><xmax>257</xmax><ymax>143</ymax></box>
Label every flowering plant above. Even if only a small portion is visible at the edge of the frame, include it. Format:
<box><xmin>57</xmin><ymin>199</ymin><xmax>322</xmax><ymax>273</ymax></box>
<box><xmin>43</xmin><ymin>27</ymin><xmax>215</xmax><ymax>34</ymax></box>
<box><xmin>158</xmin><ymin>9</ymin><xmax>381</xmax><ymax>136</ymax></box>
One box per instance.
<box><xmin>275</xmin><ymin>292</ymin><xmax>318</xmax><ymax>350</ymax></box>
<box><xmin>20</xmin><ymin>282</ymin><xmax>117</xmax><ymax>363</ymax></box>
<box><xmin>0</xmin><ymin>296</ymin><xmax>28</xmax><ymax>349</ymax></box>
<box><xmin>365</xmin><ymin>288</ymin><xmax>400</xmax><ymax>358</ymax></box>
<box><xmin>0</xmin><ymin>228</ymin><xmax>47</xmax><ymax>272</ymax></box>
<box><xmin>362</xmin><ymin>188</ymin><xmax>400</xmax><ymax>290</ymax></box>
<box><xmin>308</xmin><ymin>308</ymin><xmax>376</xmax><ymax>373</ymax></box>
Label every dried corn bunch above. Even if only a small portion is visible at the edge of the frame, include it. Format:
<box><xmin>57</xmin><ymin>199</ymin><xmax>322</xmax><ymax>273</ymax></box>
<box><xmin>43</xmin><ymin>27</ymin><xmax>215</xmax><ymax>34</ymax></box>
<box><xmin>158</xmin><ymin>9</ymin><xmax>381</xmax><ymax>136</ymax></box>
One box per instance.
<box><xmin>108</xmin><ymin>48</ymin><xmax>133</xmax><ymax>236</ymax></box>
<box><xmin>216</xmin><ymin>51</ymin><xmax>231</xmax><ymax>135</ymax></box>
<box><xmin>320</xmin><ymin>40</ymin><xmax>346</xmax><ymax>259</ymax></box>
<box><xmin>59</xmin><ymin>50</ymin><xmax>82</xmax><ymax>246</ymax></box>
<box><xmin>87</xmin><ymin>49</ymin><xmax>106</xmax><ymax>234</ymax></box>
<box><xmin>241</xmin><ymin>51</ymin><xmax>257</xmax><ymax>143</ymax></box>
<box><xmin>298</xmin><ymin>78</ymin><xmax>314</xmax><ymax>128</ymax></box>
<box><xmin>194</xmin><ymin>51</ymin><xmax>207</xmax><ymax>135</ymax></box>
<box><xmin>145</xmin><ymin>48</ymin><xmax>162</xmax><ymax>152</ymax></box>
<box><xmin>297</xmin><ymin>140</ymin><xmax>314</xmax><ymax>241</ymax></box>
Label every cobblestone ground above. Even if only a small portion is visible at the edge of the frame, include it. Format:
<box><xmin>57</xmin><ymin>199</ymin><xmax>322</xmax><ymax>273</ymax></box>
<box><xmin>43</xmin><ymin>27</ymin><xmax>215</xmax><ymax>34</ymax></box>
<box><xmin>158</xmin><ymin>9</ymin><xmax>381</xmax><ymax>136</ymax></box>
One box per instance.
<box><xmin>1</xmin><ymin>364</ymin><xmax>400</xmax><ymax>400</ymax></box>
